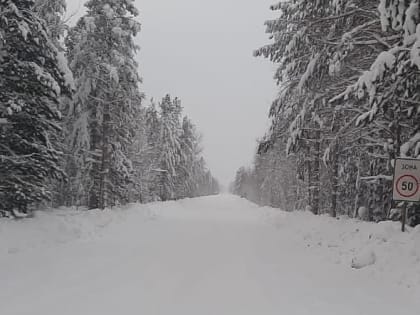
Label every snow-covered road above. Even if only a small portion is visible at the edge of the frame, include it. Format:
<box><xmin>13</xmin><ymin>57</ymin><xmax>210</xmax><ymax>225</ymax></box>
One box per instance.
<box><xmin>1</xmin><ymin>195</ymin><xmax>419</xmax><ymax>315</ymax></box>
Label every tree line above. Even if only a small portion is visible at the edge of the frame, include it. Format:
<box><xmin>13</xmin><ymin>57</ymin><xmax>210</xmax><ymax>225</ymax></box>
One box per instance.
<box><xmin>0</xmin><ymin>0</ymin><xmax>218</xmax><ymax>217</ymax></box>
<box><xmin>232</xmin><ymin>0</ymin><xmax>420</xmax><ymax>226</ymax></box>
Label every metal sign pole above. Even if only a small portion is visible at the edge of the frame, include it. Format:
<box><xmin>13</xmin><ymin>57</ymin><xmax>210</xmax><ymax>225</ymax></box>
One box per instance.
<box><xmin>402</xmin><ymin>203</ymin><xmax>407</xmax><ymax>232</ymax></box>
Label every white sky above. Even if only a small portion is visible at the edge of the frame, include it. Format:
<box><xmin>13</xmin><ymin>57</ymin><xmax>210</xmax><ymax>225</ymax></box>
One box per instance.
<box><xmin>66</xmin><ymin>1</ymin><xmax>277</xmax><ymax>186</ymax></box>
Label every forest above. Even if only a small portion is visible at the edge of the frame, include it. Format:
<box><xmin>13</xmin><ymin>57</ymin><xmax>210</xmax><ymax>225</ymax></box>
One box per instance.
<box><xmin>0</xmin><ymin>0</ymin><xmax>219</xmax><ymax>217</ymax></box>
<box><xmin>232</xmin><ymin>0</ymin><xmax>420</xmax><ymax>226</ymax></box>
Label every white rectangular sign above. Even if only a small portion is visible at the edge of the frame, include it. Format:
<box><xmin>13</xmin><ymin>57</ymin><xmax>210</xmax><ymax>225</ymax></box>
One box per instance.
<box><xmin>393</xmin><ymin>158</ymin><xmax>420</xmax><ymax>202</ymax></box>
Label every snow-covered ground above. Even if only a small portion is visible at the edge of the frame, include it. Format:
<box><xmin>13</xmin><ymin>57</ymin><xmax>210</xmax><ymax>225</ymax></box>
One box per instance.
<box><xmin>1</xmin><ymin>195</ymin><xmax>419</xmax><ymax>315</ymax></box>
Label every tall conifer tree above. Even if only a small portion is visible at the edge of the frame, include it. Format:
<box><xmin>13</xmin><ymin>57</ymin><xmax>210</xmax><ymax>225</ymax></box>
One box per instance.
<box><xmin>0</xmin><ymin>0</ymin><xmax>73</xmax><ymax>215</ymax></box>
<box><xmin>66</xmin><ymin>0</ymin><xmax>142</xmax><ymax>209</ymax></box>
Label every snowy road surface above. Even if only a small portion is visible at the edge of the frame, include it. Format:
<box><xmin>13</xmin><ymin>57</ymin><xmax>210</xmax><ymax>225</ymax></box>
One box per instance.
<box><xmin>1</xmin><ymin>195</ymin><xmax>420</xmax><ymax>315</ymax></box>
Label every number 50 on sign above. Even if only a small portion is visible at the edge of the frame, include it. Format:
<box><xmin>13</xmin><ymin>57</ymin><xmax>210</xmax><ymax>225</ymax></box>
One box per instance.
<box><xmin>393</xmin><ymin>158</ymin><xmax>420</xmax><ymax>202</ymax></box>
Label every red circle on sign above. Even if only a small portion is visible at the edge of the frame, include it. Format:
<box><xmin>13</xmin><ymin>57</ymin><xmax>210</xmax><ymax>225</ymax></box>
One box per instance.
<box><xmin>396</xmin><ymin>175</ymin><xmax>419</xmax><ymax>198</ymax></box>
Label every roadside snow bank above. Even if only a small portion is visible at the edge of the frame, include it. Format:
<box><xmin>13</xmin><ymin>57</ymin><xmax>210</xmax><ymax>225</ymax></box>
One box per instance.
<box><xmin>0</xmin><ymin>205</ymin><xmax>153</xmax><ymax>255</ymax></box>
<box><xmin>267</xmin><ymin>210</ymin><xmax>420</xmax><ymax>289</ymax></box>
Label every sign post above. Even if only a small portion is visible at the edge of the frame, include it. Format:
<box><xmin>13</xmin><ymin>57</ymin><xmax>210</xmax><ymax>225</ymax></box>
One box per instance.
<box><xmin>392</xmin><ymin>158</ymin><xmax>420</xmax><ymax>232</ymax></box>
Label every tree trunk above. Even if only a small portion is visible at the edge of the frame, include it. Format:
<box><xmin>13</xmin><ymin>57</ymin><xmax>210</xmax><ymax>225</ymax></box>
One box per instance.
<box><xmin>330</xmin><ymin>143</ymin><xmax>338</xmax><ymax>218</ymax></box>
<box><xmin>88</xmin><ymin>111</ymin><xmax>101</xmax><ymax>210</ymax></box>
<box><xmin>305</xmin><ymin>143</ymin><xmax>313</xmax><ymax>211</ymax></box>
<box><xmin>99</xmin><ymin>102</ymin><xmax>111</xmax><ymax>210</ymax></box>
<box><xmin>312</xmin><ymin>130</ymin><xmax>321</xmax><ymax>215</ymax></box>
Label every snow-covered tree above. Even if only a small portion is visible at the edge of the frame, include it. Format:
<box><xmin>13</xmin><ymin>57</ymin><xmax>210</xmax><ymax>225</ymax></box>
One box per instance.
<box><xmin>254</xmin><ymin>0</ymin><xmax>396</xmax><ymax>218</ymax></box>
<box><xmin>174</xmin><ymin>116</ymin><xmax>203</xmax><ymax>198</ymax></box>
<box><xmin>33</xmin><ymin>0</ymin><xmax>67</xmax><ymax>46</ymax></box>
<box><xmin>331</xmin><ymin>0</ymin><xmax>420</xmax><ymax>224</ymax></box>
<box><xmin>156</xmin><ymin>95</ymin><xmax>182</xmax><ymax>201</ymax></box>
<box><xmin>130</xmin><ymin>95</ymin><xmax>219</xmax><ymax>202</ymax></box>
<box><xmin>137</xmin><ymin>101</ymin><xmax>163</xmax><ymax>201</ymax></box>
<box><xmin>0</xmin><ymin>0</ymin><xmax>73</xmax><ymax>215</ymax></box>
<box><xmin>66</xmin><ymin>0</ymin><xmax>142</xmax><ymax>209</ymax></box>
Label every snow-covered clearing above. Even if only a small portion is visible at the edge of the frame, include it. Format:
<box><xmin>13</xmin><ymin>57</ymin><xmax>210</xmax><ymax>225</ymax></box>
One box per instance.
<box><xmin>1</xmin><ymin>195</ymin><xmax>420</xmax><ymax>315</ymax></box>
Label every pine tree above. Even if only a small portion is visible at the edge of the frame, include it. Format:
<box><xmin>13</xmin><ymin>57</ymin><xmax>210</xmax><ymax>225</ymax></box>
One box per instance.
<box><xmin>66</xmin><ymin>0</ymin><xmax>142</xmax><ymax>209</ymax></box>
<box><xmin>255</xmin><ymin>0</ymin><xmax>388</xmax><ymax>217</ymax></box>
<box><xmin>141</xmin><ymin>101</ymin><xmax>162</xmax><ymax>201</ymax></box>
<box><xmin>0</xmin><ymin>0</ymin><xmax>73</xmax><ymax>216</ymax></box>
<box><xmin>33</xmin><ymin>0</ymin><xmax>75</xmax><ymax>207</ymax></box>
<box><xmin>175</xmin><ymin>116</ymin><xmax>198</xmax><ymax>198</ymax></box>
<box><xmin>157</xmin><ymin>95</ymin><xmax>182</xmax><ymax>201</ymax></box>
<box><xmin>333</xmin><ymin>0</ymin><xmax>420</xmax><ymax>224</ymax></box>
<box><xmin>33</xmin><ymin>0</ymin><xmax>66</xmax><ymax>46</ymax></box>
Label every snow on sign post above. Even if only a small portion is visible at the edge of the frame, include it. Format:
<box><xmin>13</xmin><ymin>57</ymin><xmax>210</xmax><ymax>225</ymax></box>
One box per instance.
<box><xmin>392</xmin><ymin>158</ymin><xmax>420</xmax><ymax>231</ymax></box>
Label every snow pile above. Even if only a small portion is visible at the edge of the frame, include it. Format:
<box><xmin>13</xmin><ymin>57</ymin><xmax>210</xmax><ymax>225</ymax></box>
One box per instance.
<box><xmin>267</xmin><ymin>210</ymin><xmax>420</xmax><ymax>289</ymax></box>
<box><xmin>351</xmin><ymin>248</ymin><xmax>376</xmax><ymax>269</ymax></box>
<box><xmin>0</xmin><ymin>205</ymin><xmax>152</xmax><ymax>255</ymax></box>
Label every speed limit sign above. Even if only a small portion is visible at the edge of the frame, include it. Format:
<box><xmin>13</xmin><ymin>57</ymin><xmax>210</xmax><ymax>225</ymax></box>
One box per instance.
<box><xmin>393</xmin><ymin>158</ymin><xmax>420</xmax><ymax>202</ymax></box>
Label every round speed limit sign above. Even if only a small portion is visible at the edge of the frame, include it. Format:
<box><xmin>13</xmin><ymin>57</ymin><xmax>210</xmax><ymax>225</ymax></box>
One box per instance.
<box><xmin>395</xmin><ymin>175</ymin><xmax>419</xmax><ymax>198</ymax></box>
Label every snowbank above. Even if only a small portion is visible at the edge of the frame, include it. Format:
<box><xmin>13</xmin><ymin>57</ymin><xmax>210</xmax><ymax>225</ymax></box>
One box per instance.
<box><xmin>267</xmin><ymin>209</ymin><xmax>420</xmax><ymax>289</ymax></box>
<box><xmin>0</xmin><ymin>205</ymin><xmax>153</xmax><ymax>255</ymax></box>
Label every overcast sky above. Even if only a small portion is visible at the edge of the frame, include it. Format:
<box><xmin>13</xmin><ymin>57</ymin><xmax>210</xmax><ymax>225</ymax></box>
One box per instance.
<box><xmin>66</xmin><ymin>1</ymin><xmax>277</xmax><ymax>186</ymax></box>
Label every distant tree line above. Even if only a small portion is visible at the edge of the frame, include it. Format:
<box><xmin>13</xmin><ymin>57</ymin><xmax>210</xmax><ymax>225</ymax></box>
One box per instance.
<box><xmin>232</xmin><ymin>0</ymin><xmax>420</xmax><ymax>226</ymax></box>
<box><xmin>0</xmin><ymin>0</ymin><xmax>218</xmax><ymax>217</ymax></box>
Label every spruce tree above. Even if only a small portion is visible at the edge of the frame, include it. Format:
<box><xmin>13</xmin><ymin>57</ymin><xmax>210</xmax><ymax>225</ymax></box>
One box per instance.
<box><xmin>175</xmin><ymin>116</ymin><xmax>197</xmax><ymax>198</ymax></box>
<box><xmin>34</xmin><ymin>0</ymin><xmax>66</xmax><ymax>45</ymax></box>
<box><xmin>157</xmin><ymin>95</ymin><xmax>182</xmax><ymax>201</ymax></box>
<box><xmin>142</xmin><ymin>102</ymin><xmax>163</xmax><ymax>201</ymax></box>
<box><xmin>334</xmin><ymin>0</ymin><xmax>420</xmax><ymax>224</ymax></box>
<box><xmin>255</xmin><ymin>0</ymin><xmax>389</xmax><ymax>217</ymax></box>
<box><xmin>66</xmin><ymin>0</ymin><xmax>142</xmax><ymax>209</ymax></box>
<box><xmin>0</xmin><ymin>0</ymin><xmax>73</xmax><ymax>215</ymax></box>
